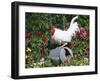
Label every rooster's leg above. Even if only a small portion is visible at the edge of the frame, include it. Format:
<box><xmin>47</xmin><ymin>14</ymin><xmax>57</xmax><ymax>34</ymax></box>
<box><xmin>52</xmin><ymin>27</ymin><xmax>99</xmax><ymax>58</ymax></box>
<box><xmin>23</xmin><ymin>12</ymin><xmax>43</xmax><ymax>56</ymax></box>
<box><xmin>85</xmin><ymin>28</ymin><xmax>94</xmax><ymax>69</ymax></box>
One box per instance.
<box><xmin>60</xmin><ymin>43</ymin><xmax>68</xmax><ymax>48</ymax></box>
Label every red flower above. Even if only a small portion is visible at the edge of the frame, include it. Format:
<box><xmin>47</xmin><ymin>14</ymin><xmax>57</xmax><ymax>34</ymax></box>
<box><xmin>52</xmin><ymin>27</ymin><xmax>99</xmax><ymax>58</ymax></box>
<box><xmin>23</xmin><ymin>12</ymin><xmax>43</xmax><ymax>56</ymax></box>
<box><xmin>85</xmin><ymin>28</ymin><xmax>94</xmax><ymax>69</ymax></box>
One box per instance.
<box><xmin>26</xmin><ymin>33</ymin><xmax>32</xmax><ymax>39</ymax></box>
<box><xmin>36</xmin><ymin>31</ymin><xmax>41</xmax><ymax>37</ymax></box>
<box><xmin>77</xmin><ymin>31</ymin><xmax>81</xmax><ymax>39</ymax></box>
<box><xmin>68</xmin><ymin>42</ymin><xmax>73</xmax><ymax>48</ymax></box>
<box><xmin>26</xmin><ymin>45</ymin><xmax>32</xmax><ymax>49</ymax></box>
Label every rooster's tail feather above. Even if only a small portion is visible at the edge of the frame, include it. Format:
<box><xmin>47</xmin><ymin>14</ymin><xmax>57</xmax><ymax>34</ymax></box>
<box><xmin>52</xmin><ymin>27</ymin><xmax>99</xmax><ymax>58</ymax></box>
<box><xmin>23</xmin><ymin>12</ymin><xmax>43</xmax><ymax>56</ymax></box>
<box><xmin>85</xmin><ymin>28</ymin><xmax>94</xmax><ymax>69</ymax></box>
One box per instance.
<box><xmin>70</xmin><ymin>16</ymin><xmax>78</xmax><ymax>27</ymax></box>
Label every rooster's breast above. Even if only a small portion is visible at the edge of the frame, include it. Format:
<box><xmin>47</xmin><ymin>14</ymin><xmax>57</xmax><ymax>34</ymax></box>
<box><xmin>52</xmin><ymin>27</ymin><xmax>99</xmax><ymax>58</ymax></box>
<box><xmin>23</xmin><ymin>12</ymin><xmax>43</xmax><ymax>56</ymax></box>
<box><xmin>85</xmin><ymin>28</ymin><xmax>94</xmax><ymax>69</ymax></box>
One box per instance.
<box><xmin>52</xmin><ymin>30</ymin><xmax>72</xmax><ymax>43</ymax></box>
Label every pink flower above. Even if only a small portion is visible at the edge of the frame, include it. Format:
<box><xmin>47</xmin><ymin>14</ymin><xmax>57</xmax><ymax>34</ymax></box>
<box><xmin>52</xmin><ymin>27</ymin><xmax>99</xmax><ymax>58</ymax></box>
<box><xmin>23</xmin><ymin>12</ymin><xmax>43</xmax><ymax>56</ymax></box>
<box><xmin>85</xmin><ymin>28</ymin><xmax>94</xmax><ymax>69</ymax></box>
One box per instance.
<box><xmin>77</xmin><ymin>27</ymin><xmax>89</xmax><ymax>39</ymax></box>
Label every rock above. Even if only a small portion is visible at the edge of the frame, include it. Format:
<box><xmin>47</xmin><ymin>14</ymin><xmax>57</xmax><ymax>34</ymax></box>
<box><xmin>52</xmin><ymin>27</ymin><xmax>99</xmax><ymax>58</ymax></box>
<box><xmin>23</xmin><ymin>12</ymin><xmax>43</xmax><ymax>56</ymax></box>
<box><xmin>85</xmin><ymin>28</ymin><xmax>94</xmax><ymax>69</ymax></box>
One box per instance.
<box><xmin>49</xmin><ymin>47</ymin><xmax>61</xmax><ymax>66</ymax></box>
<box><xmin>49</xmin><ymin>47</ymin><xmax>73</xmax><ymax>66</ymax></box>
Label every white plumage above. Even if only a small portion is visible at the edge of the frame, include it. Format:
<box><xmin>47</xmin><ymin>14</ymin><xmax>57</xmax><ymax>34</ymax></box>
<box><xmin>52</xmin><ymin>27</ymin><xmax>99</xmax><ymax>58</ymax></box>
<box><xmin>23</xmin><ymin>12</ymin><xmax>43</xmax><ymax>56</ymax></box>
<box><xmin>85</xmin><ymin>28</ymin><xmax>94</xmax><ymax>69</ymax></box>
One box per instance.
<box><xmin>51</xmin><ymin>16</ymin><xmax>80</xmax><ymax>46</ymax></box>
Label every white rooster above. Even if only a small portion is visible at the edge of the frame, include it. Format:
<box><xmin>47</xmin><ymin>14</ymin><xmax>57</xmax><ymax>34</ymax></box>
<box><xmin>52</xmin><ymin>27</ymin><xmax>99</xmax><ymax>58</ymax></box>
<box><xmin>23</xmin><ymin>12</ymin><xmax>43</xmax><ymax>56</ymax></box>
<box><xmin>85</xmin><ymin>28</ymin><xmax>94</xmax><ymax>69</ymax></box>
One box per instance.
<box><xmin>50</xmin><ymin>16</ymin><xmax>80</xmax><ymax>47</ymax></box>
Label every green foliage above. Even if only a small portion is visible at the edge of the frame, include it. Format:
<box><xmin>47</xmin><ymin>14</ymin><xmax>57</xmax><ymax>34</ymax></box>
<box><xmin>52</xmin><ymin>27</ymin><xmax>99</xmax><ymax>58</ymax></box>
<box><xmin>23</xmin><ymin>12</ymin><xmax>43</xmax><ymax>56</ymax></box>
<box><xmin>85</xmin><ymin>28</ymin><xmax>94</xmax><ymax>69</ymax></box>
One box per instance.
<box><xmin>78</xmin><ymin>15</ymin><xmax>89</xmax><ymax>27</ymax></box>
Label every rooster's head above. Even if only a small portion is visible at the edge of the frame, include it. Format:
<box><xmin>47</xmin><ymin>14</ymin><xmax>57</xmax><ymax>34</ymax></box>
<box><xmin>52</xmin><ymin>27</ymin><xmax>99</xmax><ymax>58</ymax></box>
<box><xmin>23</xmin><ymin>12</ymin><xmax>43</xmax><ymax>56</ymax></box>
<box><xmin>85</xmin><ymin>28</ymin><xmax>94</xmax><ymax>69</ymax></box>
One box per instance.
<box><xmin>50</xmin><ymin>25</ymin><xmax>55</xmax><ymax>36</ymax></box>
